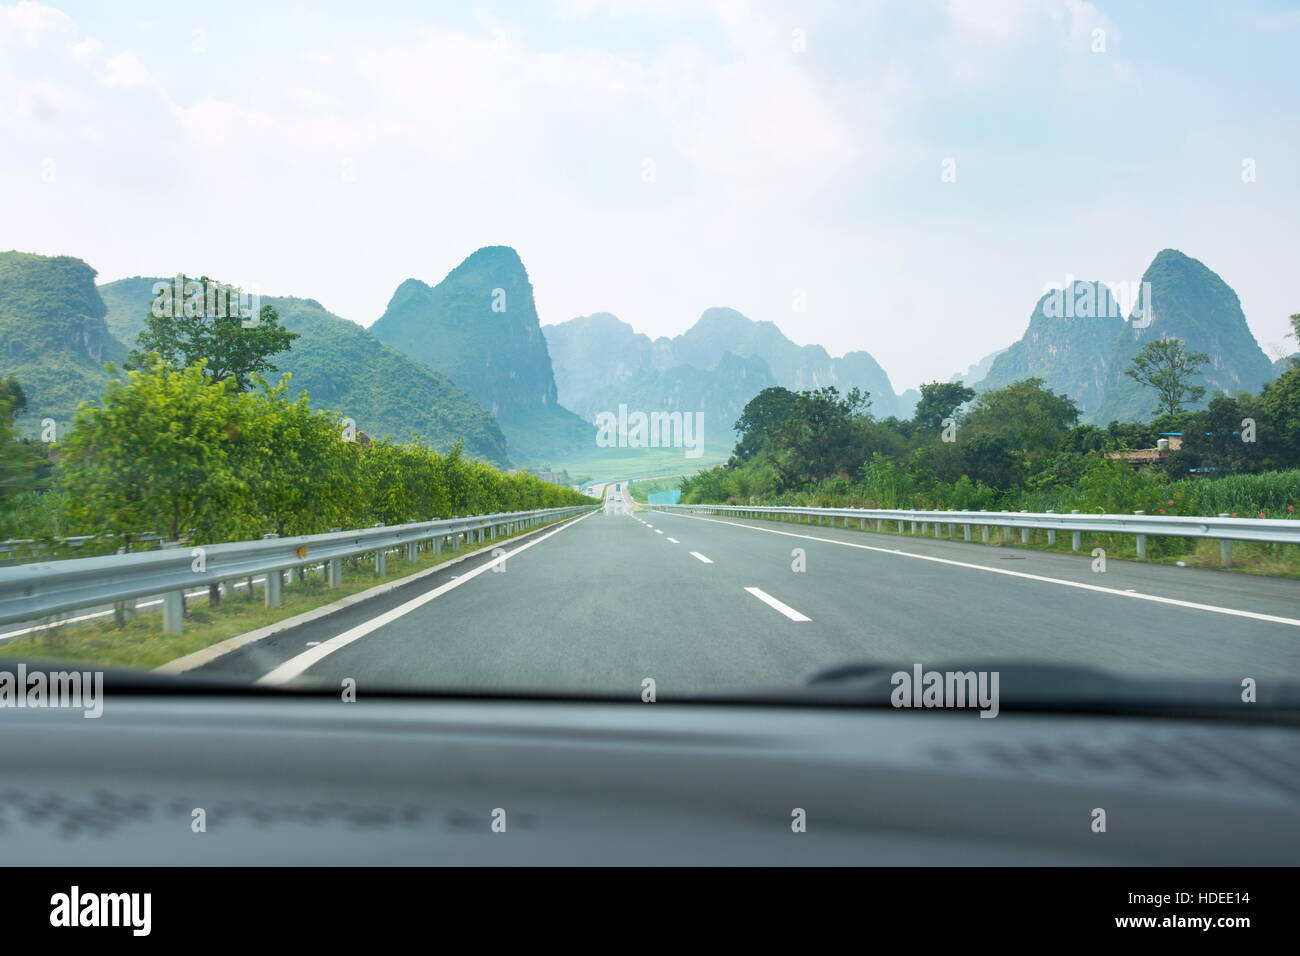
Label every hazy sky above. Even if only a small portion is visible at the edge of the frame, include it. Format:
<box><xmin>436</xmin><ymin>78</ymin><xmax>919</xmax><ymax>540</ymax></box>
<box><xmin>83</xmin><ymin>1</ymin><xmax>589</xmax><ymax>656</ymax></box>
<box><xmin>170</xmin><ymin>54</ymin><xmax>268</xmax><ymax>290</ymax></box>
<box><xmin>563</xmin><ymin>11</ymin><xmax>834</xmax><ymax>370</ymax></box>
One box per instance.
<box><xmin>3</xmin><ymin>0</ymin><xmax>1297</xmax><ymax>392</ymax></box>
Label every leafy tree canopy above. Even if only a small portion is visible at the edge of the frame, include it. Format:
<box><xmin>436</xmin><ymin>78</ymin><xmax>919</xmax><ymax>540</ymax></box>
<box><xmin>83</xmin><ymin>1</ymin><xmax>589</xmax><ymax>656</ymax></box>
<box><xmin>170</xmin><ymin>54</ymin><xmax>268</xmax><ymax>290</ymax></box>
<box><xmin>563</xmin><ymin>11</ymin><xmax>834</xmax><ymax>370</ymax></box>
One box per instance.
<box><xmin>912</xmin><ymin>381</ymin><xmax>975</xmax><ymax>433</ymax></box>
<box><xmin>126</xmin><ymin>274</ymin><xmax>298</xmax><ymax>391</ymax></box>
<box><xmin>1124</xmin><ymin>338</ymin><xmax>1210</xmax><ymax>417</ymax></box>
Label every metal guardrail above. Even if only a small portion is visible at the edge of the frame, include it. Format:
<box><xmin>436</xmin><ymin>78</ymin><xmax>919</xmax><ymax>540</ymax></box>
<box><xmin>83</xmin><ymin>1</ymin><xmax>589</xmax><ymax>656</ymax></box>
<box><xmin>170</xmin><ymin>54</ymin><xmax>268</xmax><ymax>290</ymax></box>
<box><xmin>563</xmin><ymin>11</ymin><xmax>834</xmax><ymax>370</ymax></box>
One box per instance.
<box><xmin>0</xmin><ymin>506</ymin><xmax>594</xmax><ymax>632</ymax></box>
<box><xmin>651</xmin><ymin>504</ymin><xmax>1300</xmax><ymax>566</ymax></box>
<box><xmin>0</xmin><ymin>533</ymin><xmax>169</xmax><ymax>563</ymax></box>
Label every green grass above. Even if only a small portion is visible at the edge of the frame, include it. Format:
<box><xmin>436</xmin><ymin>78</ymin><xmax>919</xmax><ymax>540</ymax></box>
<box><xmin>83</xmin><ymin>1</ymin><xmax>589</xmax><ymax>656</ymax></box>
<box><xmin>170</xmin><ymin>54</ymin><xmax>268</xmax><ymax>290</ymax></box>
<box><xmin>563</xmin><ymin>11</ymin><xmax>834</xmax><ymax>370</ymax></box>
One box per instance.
<box><xmin>626</xmin><ymin>475</ymin><xmax>685</xmax><ymax>503</ymax></box>
<box><xmin>1</xmin><ymin>516</ymin><xmax>575</xmax><ymax>670</ymax></box>
<box><xmin>547</xmin><ymin>445</ymin><xmax>725</xmax><ymax>483</ymax></box>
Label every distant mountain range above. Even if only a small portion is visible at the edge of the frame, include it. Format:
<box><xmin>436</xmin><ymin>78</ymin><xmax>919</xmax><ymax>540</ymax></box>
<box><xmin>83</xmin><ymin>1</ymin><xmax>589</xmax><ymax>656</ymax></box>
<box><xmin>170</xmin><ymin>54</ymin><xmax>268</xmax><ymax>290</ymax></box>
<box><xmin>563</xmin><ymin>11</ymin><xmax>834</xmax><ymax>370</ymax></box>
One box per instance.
<box><xmin>97</xmin><ymin>275</ymin><xmax>513</xmax><ymax>464</ymax></box>
<box><xmin>0</xmin><ymin>245</ymin><xmax>1287</xmax><ymax>477</ymax></box>
<box><xmin>545</xmin><ymin>306</ymin><xmax>917</xmax><ymax>455</ymax></box>
<box><xmin>978</xmin><ymin>249</ymin><xmax>1277</xmax><ymax>424</ymax></box>
<box><xmin>977</xmin><ymin>281</ymin><xmax>1125</xmax><ymax>412</ymax></box>
<box><xmin>950</xmin><ymin>348</ymin><xmax>1006</xmax><ymax>387</ymax></box>
<box><xmin>1090</xmin><ymin>249</ymin><xmax>1276</xmax><ymax>423</ymax></box>
<box><xmin>0</xmin><ymin>252</ymin><xmax>127</xmax><ymax>438</ymax></box>
<box><xmin>368</xmin><ymin>246</ymin><xmax>591</xmax><ymax>464</ymax></box>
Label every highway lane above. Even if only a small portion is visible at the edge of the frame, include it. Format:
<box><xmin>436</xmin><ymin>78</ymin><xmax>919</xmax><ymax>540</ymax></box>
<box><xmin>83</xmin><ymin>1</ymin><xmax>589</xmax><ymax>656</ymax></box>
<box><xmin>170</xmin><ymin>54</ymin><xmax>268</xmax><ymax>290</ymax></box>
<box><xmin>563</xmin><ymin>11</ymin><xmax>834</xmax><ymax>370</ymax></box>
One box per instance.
<box><xmin>640</xmin><ymin>507</ymin><xmax>1300</xmax><ymax>679</ymax></box>
<box><xmin>191</xmin><ymin>492</ymin><xmax>1300</xmax><ymax>695</ymax></box>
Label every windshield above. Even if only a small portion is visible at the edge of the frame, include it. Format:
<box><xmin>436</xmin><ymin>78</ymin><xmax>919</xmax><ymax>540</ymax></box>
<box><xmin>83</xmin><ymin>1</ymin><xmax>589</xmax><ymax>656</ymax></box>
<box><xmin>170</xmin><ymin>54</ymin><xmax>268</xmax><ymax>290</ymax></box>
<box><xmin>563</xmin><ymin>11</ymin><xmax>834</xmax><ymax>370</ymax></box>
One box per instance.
<box><xmin>1</xmin><ymin>0</ymin><xmax>1298</xmax><ymax>715</ymax></box>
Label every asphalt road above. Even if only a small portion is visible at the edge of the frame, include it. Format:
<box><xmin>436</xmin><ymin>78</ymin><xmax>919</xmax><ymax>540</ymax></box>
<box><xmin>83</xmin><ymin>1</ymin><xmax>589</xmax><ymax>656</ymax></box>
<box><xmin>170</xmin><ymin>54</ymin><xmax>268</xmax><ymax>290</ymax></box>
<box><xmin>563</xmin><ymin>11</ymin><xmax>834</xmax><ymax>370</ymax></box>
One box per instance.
<box><xmin>191</xmin><ymin>489</ymin><xmax>1300</xmax><ymax>696</ymax></box>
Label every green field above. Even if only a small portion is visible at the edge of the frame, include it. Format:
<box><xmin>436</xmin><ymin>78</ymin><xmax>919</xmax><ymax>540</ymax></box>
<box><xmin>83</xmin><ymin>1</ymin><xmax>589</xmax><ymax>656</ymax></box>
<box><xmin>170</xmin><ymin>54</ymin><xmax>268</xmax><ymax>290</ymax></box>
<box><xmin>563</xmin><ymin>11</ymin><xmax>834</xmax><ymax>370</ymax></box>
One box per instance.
<box><xmin>547</xmin><ymin>445</ymin><xmax>724</xmax><ymax>484</ymax></box>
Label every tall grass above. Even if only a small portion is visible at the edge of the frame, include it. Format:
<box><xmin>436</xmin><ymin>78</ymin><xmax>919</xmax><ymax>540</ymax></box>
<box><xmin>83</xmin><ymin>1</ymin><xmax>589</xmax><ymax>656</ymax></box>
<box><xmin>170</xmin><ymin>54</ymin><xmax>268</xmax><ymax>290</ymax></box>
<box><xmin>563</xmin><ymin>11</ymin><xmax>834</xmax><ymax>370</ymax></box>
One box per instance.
<box><xmin>1165</xmin><ymin>471</ymin><xmax>1300</xmax><ymax>517</ymax></box>
<box><xmin>0</xmin><ymin>489</ymin><xmax>71</xmax><ymax>540</ymax></box>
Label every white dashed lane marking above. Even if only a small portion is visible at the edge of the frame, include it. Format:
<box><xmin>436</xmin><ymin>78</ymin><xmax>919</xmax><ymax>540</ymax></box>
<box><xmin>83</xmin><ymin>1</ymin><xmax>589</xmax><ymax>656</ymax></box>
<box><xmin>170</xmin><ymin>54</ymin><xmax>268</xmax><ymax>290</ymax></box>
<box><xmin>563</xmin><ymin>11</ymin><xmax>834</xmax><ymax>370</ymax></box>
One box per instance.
<box><xmin>744</xmin><ymin>587</ymin><xmax>811</xmax><ymax>622</ymax></box>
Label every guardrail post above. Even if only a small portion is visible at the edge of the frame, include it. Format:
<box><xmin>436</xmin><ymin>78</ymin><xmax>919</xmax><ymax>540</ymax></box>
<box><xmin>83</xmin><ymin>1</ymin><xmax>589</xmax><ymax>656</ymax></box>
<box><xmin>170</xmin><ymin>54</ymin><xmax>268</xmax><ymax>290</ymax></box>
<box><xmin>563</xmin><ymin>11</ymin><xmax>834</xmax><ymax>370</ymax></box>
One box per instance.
<box><xmin>370</xmin><ymin>525</ymin><xmax>387</xmax><ymax>576</ymax></box>
<box><xmin>1046</xmin><ymin>511</ymin><xmax>1056</xmax><ymax>546</ymax></box>
<box><xmin>407</xmin><ymin>540</ymin><xmax>419</xmax><ymax>562</ymax></box>
<box><xmin>327</xmin><ymin>528</ymin><xmax>343</xmax><ymax>587</ymax></box>
<box><xmin>162</xmin><ymin>591</ymin><xmax>183</xmax><ymax>633</ymax></box>
<box><xmin>963</xmin><ymin>524</ymin><xmax>971</xmax><ymax>541</ymax></box>
<box><xmin>1133</xmin><ymin>512</ymin><xmax>1147</xmax><ymax>559</ymax></box>
<box><xmin>160</xmin><ymin>541</ymin><xmax>184</xmax><ymax>634</ymax></box>
<box><xmin>1071</xmin><ymin>511</ymin><xmax>1081</xmax><ymax>551</ymax></box>
<box><xmin>263</xmin><ymin>534</ymin><xmax>283</xmax><ymax>607</ymax></box>
<box><xmin>112</xmin><ymin>545</ymin><xmax>137</xmax><ymax>626</ymax></box>
<box><xmin>1218</xmin><ymin>515</ymin><xmax>1232</xmax><ymax>566</ymax></box>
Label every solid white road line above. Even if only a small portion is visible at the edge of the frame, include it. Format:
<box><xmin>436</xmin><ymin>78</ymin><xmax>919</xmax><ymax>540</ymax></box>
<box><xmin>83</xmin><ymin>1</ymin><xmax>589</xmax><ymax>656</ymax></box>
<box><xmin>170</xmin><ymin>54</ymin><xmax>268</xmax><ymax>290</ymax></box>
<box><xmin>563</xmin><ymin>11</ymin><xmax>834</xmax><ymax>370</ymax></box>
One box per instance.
<box><xmin>667</xmin><ymin>537</ymin><xmax>679</xmax><ymax>544</ymax></box>
<box><xmin>256</xmin><ymin>510</ymin><xmax>598</xmax><ymax>686</ymax></box>
<box><xmin>689</xmin><ymin>551</ymin><xmax>714</xmax><ymax>564</ymax></box>
<box><xmin>744</xmin><ymin>587</ymin><xmax>811</xmax><ymax>622</ymax></box>
<box><xmin>654</xmin><ymin>511</ymin><xmax>1300</xmax><ymax>628</ymax></box>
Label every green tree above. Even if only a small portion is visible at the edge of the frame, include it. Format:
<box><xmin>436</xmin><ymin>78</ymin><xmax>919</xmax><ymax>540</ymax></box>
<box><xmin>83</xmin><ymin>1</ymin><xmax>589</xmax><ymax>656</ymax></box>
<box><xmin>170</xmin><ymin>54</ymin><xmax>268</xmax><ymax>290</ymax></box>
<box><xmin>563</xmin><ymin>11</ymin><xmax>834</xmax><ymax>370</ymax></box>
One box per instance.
<box><xmin>60</xmin><ymin>361</ymin><xmax>249</xmax><ymax>543</ymax></box>
<box><xmin>234</xmin><ymin>377</ymin><xmax>361</xmax><ymax>536</ymax></box>
<box><xmin>1165</xmin><ymin>393</ymin><xmax>1268</xmax><ymax>477</ymax></box>
<box><xmin>770</xmin><ymin>387</ymin><xmax>871</xmax><ymax>488</ymax></box>
<box><xmin>127</xmin><ymin>274</ymin><xmax>298</xmax><ymax>391</ymax></box>
<box><xmin>911</xmin><ymin>381</ymin><xmax>975</xmax><ymax>433</ymax></box>
<box><xmin>957</xmin><ymin>433</ymin><xmax>1023</xmax><ymax>489</ymax></box>
<box><xmin>1</xmin><ymin>392</ymin><xmax>43</xmax><ymax>506</ymax></box>
<box><xmin>1255</xmin><ymin>367</ymin><xmax>1300</xmax><ymax>470</ymax></box>
<box><xmin>1076</xmin><ymin>456</ymin><xmax>1161</xmax><ymax>514</ymax></box>
<box><xmin>0</xmin><ymin>376</ymin><xmax>28</xmax><ymax>418</ymax></box>
<box><xmin>961</xmin><ymin>378</ymin><xmax>1080</xmax><ymax>472</ymax></box>
<box><xmin>1124</xmin><ymin>338</ymin><xmax>1209</xmax><ymax>416</ymax></box>
<box><xmin>731</xmin><ymin>386</ymin><xmax>799</xmax><ymax>462</ymax></box>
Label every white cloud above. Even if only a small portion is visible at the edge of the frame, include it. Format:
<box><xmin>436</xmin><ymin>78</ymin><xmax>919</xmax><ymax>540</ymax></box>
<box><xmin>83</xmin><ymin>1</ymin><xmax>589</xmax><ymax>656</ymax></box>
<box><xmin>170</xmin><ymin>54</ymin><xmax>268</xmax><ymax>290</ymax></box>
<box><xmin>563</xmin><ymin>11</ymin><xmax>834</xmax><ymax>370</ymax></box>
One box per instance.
<box><xmin>1</xmin><ymin>1</ymin><xmax>1293</xmax><ymax>391</ymax></box>
<box><xmin>946</xmin><ymin>0</ymin><xmax>1040</xmax><ymax>42</ymax></box>
<box><xmin>70</xmin><ymin>35</ymin><xmax>99</xmax><ymax>63</ymax></box>
<box><xmin>1</xmin><ymin>0</ymin><xmax>69</xmax><ymax>45</ymax></box>
<box><xmin>102</xmin><ymin>50</ymin><xmax>149</xmax><ymax>88</ymax></box>
<box><xmin>944</xmin><ymin>0</ymin><xmax>1125</xmax><ymax>82</ymax></box>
